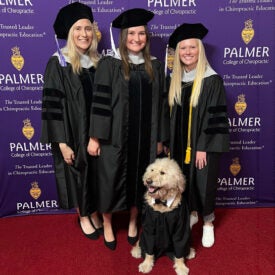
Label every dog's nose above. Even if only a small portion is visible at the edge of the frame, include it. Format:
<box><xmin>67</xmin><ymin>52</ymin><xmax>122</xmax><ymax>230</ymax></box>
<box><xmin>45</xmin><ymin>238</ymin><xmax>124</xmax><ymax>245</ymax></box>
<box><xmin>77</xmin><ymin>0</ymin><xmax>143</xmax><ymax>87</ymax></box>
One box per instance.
<box><xmin>146</xmin><ymin>179</ymin><xmax>152</xmax><ymax>185</ymax></box>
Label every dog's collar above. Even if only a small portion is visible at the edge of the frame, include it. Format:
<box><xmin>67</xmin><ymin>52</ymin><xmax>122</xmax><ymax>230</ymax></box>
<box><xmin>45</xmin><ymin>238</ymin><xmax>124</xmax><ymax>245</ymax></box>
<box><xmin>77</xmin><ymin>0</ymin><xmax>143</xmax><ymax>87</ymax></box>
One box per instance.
<box><xmin>152</xmin><ymin>195</ymin><xmax>176</xmax><ymax>208</ymax></box>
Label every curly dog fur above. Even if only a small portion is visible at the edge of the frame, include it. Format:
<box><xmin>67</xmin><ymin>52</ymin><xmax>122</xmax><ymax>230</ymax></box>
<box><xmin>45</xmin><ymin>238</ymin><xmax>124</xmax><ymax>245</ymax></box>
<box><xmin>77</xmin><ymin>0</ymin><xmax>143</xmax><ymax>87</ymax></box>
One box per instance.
<box><xmin>131</xmin><ymin>158</ymin><xmax>195</xmax><ymax>275</ymax></box>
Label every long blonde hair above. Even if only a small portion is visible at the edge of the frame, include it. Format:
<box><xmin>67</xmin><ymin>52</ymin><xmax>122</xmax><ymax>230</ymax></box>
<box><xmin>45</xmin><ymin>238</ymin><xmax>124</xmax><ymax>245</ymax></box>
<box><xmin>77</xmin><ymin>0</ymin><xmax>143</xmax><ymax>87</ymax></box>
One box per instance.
<box><xmin>168</xmin><ymin>39</ymin><xmax>209</xmax><ymax>107</ymax></box>
<box><xmin>65</xmin><ymin>22</ymin><xmax>100</xmax><ymax>74</ymax></box>
<box><xmin>119</xmin><ymin>26</ymin><xmax>154</xmax><ymax>81</ymax></box>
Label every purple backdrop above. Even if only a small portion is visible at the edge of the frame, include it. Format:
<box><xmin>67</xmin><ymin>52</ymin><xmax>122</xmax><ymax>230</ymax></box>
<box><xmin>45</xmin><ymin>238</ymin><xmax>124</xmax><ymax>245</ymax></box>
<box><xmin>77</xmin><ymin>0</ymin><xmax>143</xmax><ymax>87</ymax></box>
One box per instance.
<box><xmin>0</xmin><ymin>0</ymin><xmax>274</xmax><ymax>217</ymax></box>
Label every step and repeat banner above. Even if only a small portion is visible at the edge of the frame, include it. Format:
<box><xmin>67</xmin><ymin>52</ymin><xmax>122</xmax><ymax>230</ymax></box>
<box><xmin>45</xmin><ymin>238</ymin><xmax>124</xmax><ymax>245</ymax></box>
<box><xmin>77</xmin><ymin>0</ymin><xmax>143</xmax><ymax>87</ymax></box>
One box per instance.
<box><xmin>0</xmin><ymin>0</ymin><xmax>274</xmax><ymax>217</ymax></box>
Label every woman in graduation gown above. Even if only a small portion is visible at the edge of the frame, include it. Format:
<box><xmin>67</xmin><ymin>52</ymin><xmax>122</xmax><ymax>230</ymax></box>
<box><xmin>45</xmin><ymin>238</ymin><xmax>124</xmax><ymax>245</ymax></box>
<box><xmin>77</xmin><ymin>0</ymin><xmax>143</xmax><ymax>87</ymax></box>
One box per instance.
<box><xmin>167</xmin><ymin>23</ymin><xmax>229</xmax><ymax>248</ymax></box>
<box><xmin>41</xmin><ymin>2</ymin><xmax>102</xmax><ymax>239</ymax></box>
<box><xmin>87</xmin><ymin>9</ymin><xmax>169</xmax><ymax>250</ymax></box>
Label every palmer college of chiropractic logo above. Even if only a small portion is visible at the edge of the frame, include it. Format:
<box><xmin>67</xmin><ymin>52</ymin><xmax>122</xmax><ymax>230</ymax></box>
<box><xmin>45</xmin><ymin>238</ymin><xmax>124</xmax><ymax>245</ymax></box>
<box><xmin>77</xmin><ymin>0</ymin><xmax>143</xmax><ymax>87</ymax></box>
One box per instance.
<box><xmin>235</xmin><ymin>94</ymin><xmax>247</xmax><ymax>115</ymax></box>
<box><xmin>229</xmin><ymin>157</ymin><xmax>241</xmax><ymax>176</ymax></box>
<box><xmin>11</xmin><ymin>46</ymin><xmax>25</xmax><ymax>71</ymax></box>
<box><xmin>94</xmin><ymin>21</ymin><xmax>102</xmax><ymax>42</ymax></box>
<box><xmin>241</xmin><ymin>19</ymin><xmax>254</xmax><ymax>45</ymax></box>
<box><xmin>166</xmin><ymin>47</ymin><xmax>175</xmax><ymax>71</ymax></box>
<box><xmin>29</xmin><ymin>181</ymin><xmax>42</xmax><ymax>199</ymax></box>
<box><xmin>22</xmin><ymin>118</ymin><xmax>35</xmax><ymax>140</ymax></box>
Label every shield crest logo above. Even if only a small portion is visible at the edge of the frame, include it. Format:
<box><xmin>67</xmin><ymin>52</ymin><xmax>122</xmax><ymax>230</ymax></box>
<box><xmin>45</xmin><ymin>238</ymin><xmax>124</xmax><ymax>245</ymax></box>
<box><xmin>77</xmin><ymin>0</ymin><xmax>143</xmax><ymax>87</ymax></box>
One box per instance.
<box><xmin>235</xmin><ymin>94</ymin><xmax>247</xmax><ymax>115</ymax></box>
<box><xmin>94</xmin><ymin>21</ymin><xmax>102</xmax><ymax>42</ymax></box>
<box><xmin>30</xmin><ymin>182</ymin><xmax>42</xmax><ymax>199</ymax></box>
<box><xmin>11</xmin><ymin>46</ymin><xmax>24</xmax><ymax>71</ymax></box>
<box><xmin>22</xmin><ymin>118</ymin><xmax>35</xmax><ymax>140</ymax></box>
<box><xmin>230</xmin><ymin>157</ymin><xmax>241</xmax><ymax>176</ymax></box>
<box><xmin>166</xmin><ymin>48</ymin><xmax>175</xmax><ymax>71</ymax></box>
<box><xmin>241</xmin><ymin>19</ymin><xmax>254</xmax><ymax>44</ymax></box>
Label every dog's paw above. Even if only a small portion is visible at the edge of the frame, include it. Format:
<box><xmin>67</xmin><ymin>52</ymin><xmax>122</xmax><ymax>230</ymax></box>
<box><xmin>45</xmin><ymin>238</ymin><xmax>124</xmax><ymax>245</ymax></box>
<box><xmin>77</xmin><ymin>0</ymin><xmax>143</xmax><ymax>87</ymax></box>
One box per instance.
<box><xmin>138</xmin><ymin>255</ymin><xmax>154</xmax><ymax>274</ymax></box>
<box><xmin>174</xmin><ymin>264</ymin><xmax>189</xmax><ymax>275</ymax></box>
<box><xmin>186</xmin><ymin>247</ymin><xmax>196</xmax><ymax>260</ymax></box>
<box><xmin>174</xmin><ymin>259</ymin><xmax>189</xmax><ymax>275</ymax></box>
<box><xmin>131</xmin><ymin>245</ymin><xmax>141</xmax><ymax>258</ymax></box>
<box><xmin>139</xmin><ymin>261</ymin><xmax>154</xmax><ymax>274</ymax></box>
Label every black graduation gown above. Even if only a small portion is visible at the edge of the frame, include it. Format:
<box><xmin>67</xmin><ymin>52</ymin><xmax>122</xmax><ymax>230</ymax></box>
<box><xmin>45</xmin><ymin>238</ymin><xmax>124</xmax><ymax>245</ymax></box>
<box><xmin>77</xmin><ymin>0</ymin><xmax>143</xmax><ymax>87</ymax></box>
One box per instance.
<box><xmin>41</xmin><ymin>56</ymin><xmax>97</xmax><ymax>216</ymax></box>
<box><xmin>89</xmin><ymin>56</ymin><xmax>169</xmax><ymax>213</ymax></box>
<box><xmin>139</xmin><ymin>201</ymin><xmax>191</xmax><ymax>259</ymax></box>
<box><xmin>169</xmin><ymin>75</ymin><xmax>229</xmax><ymax>216</ymax></box>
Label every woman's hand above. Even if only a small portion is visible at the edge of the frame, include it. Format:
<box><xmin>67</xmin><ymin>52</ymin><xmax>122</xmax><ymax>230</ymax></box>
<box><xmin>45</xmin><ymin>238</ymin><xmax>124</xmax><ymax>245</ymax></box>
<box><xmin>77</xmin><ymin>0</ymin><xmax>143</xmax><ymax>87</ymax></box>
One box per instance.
<box><xmin>163</xmin><ymin>146</ymin><xmax>170</xmax><ymax>156</ymax></box>
<box><xmin>195</xmin><ymin>151</ymin><xmax>207</xmax><ymax>170</ymax></box>
<box><xmin>59</xmin><ymin>143</ymin><xmax>75</xmax><ymax>165</ymax></box>
<box><xmin>157</xmin><ymin>142</ymin><xmax>163</xmax><ymax>155</ymax></box>
<box><xmin>87</xmin><ymin>137</ymin><xmax>100</xmax><ymax>156</ymax></box>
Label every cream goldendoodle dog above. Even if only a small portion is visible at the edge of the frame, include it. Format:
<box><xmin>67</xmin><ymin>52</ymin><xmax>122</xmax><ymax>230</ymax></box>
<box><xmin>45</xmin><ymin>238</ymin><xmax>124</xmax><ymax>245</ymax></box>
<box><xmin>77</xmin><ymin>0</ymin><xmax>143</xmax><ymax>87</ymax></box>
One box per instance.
<box><xmin>131</xmin><ymin>158</ymin><xmax>195</xmax><ymax>275</ymax></box>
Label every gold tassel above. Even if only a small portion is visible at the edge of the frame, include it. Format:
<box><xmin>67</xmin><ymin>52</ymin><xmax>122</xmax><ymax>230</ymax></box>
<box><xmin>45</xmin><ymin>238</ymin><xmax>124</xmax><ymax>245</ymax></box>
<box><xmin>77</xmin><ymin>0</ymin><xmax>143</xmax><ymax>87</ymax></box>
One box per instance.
<box><xmin>184</xmin><ymin>81</ymin><xmax>196</xmax><ymax>165</ymax></box>
<box><xmin>184</xmin><ymin>146</ymin><xmax>191</xmax><ymax>164</ymax></box>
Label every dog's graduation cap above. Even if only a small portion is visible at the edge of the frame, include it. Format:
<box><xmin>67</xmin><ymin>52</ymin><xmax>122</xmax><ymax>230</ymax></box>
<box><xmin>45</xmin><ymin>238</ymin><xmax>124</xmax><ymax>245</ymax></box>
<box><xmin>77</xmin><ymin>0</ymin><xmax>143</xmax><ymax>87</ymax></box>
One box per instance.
<box><xmin>168</xmin><ymin>23</ymin><xmax>208</xmax><ymax>49</ymax></box>
<box><xmin>54</xmin><ymin>2</ymin><xmax>94</xmax><ymax>39</ymax></box>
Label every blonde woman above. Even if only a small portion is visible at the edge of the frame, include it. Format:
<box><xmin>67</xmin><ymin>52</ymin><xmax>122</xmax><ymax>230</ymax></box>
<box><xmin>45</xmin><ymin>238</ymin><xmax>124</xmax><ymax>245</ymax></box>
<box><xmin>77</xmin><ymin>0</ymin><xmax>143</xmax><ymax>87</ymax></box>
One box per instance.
<box><xmin>41</xmin><ymin>2</ymin><xmax>102</xmax><ymax>239</ymax></box>
<box><xmin>168</xmin><ymin>23</ymin><xmax>229</xmax><ymax>248</ymax></box>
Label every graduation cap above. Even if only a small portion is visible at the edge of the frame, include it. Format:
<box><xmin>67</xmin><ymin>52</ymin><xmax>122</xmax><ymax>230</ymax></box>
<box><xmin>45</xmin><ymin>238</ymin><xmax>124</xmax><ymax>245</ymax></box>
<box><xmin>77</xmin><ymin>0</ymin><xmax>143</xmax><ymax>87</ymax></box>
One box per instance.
<box><xmin>112</xmin><ymin>8</ymin><xmax>154</xmax><ymax>29</ymax></box>
<box><xmin>168</xmin><ymin>23</ymin><xmax>208</xmax><ymax>49</ymax></box>
<box><xmin>110</xmin><ymin>9</ymin><xmax>154</xmax><ymax>58</ymax></box>
<box><xmin>53</xmin><ymin>2</ymin><xmax>94</xmax><ymax>39</ymax></box>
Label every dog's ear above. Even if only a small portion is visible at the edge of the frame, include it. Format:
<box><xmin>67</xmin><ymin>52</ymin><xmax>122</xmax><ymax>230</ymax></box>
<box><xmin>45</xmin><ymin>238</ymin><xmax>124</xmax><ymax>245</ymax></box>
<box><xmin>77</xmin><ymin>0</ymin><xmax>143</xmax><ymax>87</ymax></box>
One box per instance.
<box><xmin>177</xmin><ymin>172</ymin><xmax>186</xmax><ymax>193</ymax></box>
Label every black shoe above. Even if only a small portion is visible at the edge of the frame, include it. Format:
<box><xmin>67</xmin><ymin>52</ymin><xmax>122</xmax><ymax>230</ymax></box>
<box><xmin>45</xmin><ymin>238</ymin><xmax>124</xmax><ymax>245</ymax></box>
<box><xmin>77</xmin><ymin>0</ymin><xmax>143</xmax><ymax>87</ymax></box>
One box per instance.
<box><xmin>127</xmin><ymin>234</ymin><xmax>139</xmax><ymax>246</ymax></box>
<box><xmin>78</xmin><ymin>217</ymin><xmax>99</xmax><ymax>240</ymax></box>
<box><xmin>97</xmin><ymin>227</ymin><xmax>104</xmax><ymax>235</ymax></box>
<box><xmin>104</xmin><ymin>238</ymin><xmax>117</xmax><ymax>250</ymax></box>
<box><xmin>89</xmin><ymin>217</ymin><xmax>104</xmax><ymax>235</ymax></box>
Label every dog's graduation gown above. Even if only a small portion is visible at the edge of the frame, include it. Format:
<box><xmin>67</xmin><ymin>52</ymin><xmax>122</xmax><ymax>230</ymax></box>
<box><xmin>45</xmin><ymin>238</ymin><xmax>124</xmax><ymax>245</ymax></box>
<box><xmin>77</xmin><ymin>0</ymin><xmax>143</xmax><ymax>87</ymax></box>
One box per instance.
<box><xmin>169</xmin><ymin>69</ymin><xmax>229</xmax><ymax>216</ymax></box>
<box><xmin>41</xmin><ymin>55</ymin><xmax>97</xmax><ymax>216</ymax></box>
<box><xmin>89</xmin><ymin>55</ymin><xmax>169</xmax><ymax>212</ymax></box>
<box><xmin>140</xmin><ymin>200</ymin><xmax>191</xmax><ymax>259</ymax></box>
